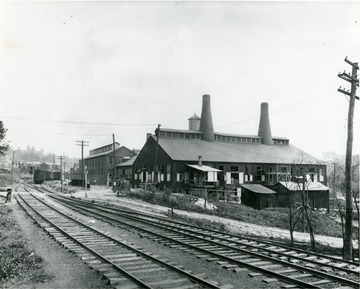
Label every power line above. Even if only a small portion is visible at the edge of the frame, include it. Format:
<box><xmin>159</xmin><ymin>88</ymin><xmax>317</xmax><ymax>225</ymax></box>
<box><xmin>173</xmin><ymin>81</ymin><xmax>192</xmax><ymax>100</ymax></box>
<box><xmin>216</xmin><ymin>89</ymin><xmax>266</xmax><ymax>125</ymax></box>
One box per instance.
<box><xmin>216</xmin><ymin>90</ymin><xmax>335</xmax><ymax>129</ymax></box>
<box><xmin>5</xmin><ymin>129</ymin><xmax>115</xmax><ymax>137</ymax></box>
<box><xmin>0</xmin><ymin>115</ymin><xmax>157</xmax><ymax>127</ymax></box>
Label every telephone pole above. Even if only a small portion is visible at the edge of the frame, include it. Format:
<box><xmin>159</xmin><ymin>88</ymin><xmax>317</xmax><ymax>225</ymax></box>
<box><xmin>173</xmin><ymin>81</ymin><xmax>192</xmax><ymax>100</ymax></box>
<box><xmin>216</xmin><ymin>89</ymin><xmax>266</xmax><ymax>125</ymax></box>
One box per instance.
<box><xmin>332</xmin><ymin>163</ymin><xmax>336</xmax><ymax>211</ymax></box>
<box><xmin>11</xmin><ymin>151</ymin><xmax>15</xmax><ymax>181</ymax></box>
<box><xmin>337</xmin><ymin>56</ymin><xmax>359</xmax><ymax>260</ymax></box>
<box><xmin>112</xmin><ymin>134</ymin><xmax>116</xmax><ymax>193</ymax></box>
<box><xmin>57</xmin><ymin>156</ymin><xmax>64</xmax><ymax>192</ymax></box>
<box><xmin>76</xmin><ymin>140</ymin><xmax>89</xmax><ymax>188</ymax></box>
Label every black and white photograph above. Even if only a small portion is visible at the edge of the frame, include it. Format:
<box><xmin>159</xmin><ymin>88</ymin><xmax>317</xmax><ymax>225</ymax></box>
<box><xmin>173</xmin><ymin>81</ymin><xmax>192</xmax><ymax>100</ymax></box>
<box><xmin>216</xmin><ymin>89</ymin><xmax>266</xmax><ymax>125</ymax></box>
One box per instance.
<box><xmin>0</xmin><ymin>1</ymin><xmax>359</xmax><ymax>288</ymax></box>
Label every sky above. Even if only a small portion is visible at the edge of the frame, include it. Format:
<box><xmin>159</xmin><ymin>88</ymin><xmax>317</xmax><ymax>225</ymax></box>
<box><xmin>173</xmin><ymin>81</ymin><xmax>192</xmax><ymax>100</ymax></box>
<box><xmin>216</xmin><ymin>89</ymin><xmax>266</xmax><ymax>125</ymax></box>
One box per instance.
<box><xmin>0</xmin><ymin>1</ymin><xmax>359</xmax><ymax>161</ymax></box>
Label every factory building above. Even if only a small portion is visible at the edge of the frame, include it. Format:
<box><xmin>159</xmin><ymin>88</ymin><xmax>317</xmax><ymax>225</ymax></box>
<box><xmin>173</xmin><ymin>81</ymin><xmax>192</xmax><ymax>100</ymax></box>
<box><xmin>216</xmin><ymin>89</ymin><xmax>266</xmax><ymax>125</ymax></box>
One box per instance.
<box><xmin>78</xmin><ymin>143</ymin><xmax>137</xmax><ymax>186</ymax></box>
<box><xmin>123</xmin><ymin>95</ymin><xmax>328</xmax><ymax>209</ymax></box>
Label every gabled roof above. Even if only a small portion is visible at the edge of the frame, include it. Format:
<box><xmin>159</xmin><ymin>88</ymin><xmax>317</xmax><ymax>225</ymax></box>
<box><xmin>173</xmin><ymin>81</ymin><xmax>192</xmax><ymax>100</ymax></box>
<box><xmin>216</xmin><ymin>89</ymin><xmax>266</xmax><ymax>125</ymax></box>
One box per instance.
<box><xmin>156</xmin><ymin>137</ymin><xmax>321</xmax><ymax>164</ymax></box>
<box><xmin>279</xmin><ymin>181</ymin><xmax>330</xmax><ymax>191</ymax></box>
<box><xmin>241</xmin><ymin>184</ymin><xmax>276</xmax><ymax>194</ymax></box>
<box><xmin>117</xmin><ymin>155</ymin><xmax>138</xmax><ymax>167</ymax></box>
<box><xmin>85</xmin><ymin>146</ymin><xmax>133</xmax><ymax>160</ymax></box>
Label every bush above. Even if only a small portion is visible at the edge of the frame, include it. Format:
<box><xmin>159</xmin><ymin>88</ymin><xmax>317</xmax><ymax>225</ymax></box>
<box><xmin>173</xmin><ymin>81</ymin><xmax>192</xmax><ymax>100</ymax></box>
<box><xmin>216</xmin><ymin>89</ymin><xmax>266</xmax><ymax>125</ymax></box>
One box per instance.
<box><xmin>0</xmin><ymin>207</ymin><xmax>45</xmax><ymax>284</ymax></box>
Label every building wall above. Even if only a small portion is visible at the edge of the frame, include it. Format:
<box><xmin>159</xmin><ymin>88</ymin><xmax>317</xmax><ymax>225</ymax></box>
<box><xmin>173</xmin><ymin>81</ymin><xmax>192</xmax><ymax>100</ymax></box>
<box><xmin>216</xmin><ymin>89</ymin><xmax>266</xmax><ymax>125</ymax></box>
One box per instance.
<box><xmin>241</xmin><ymin>188</ymin><xmax>275</xmax><ymax>210</ymax></box>
<box><xmin>130</xmin><ymin>136</ymin><xmax>328</xmax><ymax>196</ymax></box>
<box><xmin>133</xmin><ymin>137</ymin><xmax>173</xmax><ymax>188</ymax></box>
<box><xmin>272</xmin><ymin>183</ymin><xmax>329</xmax><ymax>210</ymax></box>
<box><xmin>78</xmin><ymin>146</ymin><xmax>136</xmax><ymax>185</ymax></box>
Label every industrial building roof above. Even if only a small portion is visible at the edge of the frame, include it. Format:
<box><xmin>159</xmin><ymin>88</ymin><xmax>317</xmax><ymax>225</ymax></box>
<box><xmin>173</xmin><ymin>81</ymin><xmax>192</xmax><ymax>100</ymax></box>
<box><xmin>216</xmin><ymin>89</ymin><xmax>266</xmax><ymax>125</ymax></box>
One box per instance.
<box><xmin>241</xmin><ymin>184</ymin><xmax>276</xmax><ymax>194</ymax></box>
<box><xmin>279</xmin><ymin>182</ymin><xmax>330</xmax><ymax>191</ymax></box>
<box><xmin>117</xmin><ymin>155</ymin><xmax>138</xmax><ymax>167</ymax></box>
<box><xmin>156</xmin><ymin>137</ymin><xmax>321</xmax><ymax>164</ymax></box>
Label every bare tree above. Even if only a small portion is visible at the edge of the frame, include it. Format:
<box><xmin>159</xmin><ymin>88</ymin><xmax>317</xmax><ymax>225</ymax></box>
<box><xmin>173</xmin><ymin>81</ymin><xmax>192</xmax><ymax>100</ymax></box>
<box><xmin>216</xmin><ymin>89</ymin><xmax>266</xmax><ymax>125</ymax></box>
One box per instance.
<box><xmin>291</xmin><ymin>154</ymin><xmax>319</xmax><ymax>252</ymax></box>
<box><xmin>288</xmin><ymin>193</ymin><xmax>302</xmax><ymax>246</ymax></box>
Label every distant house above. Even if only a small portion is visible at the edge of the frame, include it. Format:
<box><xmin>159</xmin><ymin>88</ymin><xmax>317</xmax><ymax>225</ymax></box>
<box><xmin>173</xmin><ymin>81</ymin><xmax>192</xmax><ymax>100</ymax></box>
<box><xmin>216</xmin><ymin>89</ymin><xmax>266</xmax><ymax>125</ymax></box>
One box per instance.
<box><xmin>117</xmin><ymin>155</ymin><xmax>138</xmax><ymax>181</ymax></box>
<box><xmin>39</xmin><ymin>162</ymin><xmax>51</xmax><ymax>171</ymax></box>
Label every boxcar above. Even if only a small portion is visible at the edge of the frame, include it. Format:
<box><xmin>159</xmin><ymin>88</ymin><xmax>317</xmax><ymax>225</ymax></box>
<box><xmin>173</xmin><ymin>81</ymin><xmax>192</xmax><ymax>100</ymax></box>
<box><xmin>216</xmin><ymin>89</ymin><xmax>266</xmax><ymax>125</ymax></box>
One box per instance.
<box><xmin>33</xmin><ymin>170</ymin><xmax>45</xmax><ymax>184</ymax></box>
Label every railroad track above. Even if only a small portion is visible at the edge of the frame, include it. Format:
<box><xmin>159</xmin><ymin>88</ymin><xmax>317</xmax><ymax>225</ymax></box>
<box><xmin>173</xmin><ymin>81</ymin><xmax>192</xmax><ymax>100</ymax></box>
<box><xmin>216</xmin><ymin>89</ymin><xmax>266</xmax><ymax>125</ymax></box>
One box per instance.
<box><xmin>16</xmin><ymin>193</ymin><xmax>230</xmax><ymax>289</ymax></box>
<box><xmin>46</xmin><ymin>193</ymin><xmax>360</xmax><ymax>289</ymax></box>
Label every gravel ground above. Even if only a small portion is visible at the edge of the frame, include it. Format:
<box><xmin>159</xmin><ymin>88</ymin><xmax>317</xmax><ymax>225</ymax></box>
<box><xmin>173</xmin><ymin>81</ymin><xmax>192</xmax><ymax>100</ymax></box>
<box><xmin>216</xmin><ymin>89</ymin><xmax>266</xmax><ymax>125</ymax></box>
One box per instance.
<box><xmin>60</xmin><ymin>185</ymin><xmax>358</xmax><ymax>249</ymax></box>
<box><xmin>30</xmin><ymin>190</ymin><xmax>281</xmax><ymax>289</ymax></box>
<box><xmin>8</xmin><ymin>189</ymin><xmax>108</xmax><ymax>289</ymax></box>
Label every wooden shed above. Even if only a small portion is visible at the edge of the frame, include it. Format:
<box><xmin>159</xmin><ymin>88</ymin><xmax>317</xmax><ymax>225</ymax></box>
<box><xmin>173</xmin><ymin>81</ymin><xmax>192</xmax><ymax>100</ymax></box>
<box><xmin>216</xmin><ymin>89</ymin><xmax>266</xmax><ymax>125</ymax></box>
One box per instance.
<box><xmin>272</xmin><ymin>181</ymin><xmax>330</xmax><ymax>211</ymax></box>
<box><xmin>240</xmin><ymin>184</ymin><xmax>277</xmax><ymax>210</ymax></box>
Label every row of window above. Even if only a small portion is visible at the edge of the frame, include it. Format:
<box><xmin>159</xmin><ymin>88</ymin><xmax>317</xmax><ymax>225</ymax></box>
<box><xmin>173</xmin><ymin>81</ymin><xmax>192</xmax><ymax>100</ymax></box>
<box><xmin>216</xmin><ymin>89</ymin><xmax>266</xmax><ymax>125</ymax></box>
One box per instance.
<box><xmin>159</xmin><ymin>131</ymin><xmax>202</xmax><ymax>139</ymax></box>
<box><xmin>157</xmin><ymin>130</ymin><xmax>290</xmax><ymax>146</ymax></box>
<box><xmin>273</xmin><ymin>139</ymin><xmax>289</xmax><ymax>145</ymax></box>
<box><xmin>215</xmin><ymin>135</ymin><xmax>261</xmax><ymax>144</ymax></box>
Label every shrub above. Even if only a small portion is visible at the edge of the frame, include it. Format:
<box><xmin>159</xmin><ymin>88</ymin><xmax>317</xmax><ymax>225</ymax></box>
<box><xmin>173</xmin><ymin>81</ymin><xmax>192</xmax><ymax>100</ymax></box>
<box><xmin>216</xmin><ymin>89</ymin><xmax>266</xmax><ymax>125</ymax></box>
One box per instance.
<box><xmin>0</xmin><ymin>207</ymin><xmax>45</xmax><ymax>284</ymax></box>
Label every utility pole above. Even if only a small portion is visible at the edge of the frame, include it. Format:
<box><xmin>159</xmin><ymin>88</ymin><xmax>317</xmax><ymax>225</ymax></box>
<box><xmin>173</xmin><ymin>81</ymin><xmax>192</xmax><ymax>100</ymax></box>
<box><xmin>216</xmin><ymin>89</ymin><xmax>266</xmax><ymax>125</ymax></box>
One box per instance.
<box><xmin>154</xmin><ymin>124</ymin><xmax>161</xmax><ymax>184</ymax></box>
<box><xmin>11</xmin><ymin>151</ymin><xmax>15</xmax><ymax>181</ymax></box>
<box><xmin>112</xmin><ymin>134</ymin><xmax>116</xmax><ymax>194</ymax></box>
<box><xmin>76</xmin><ymin>140</ymin><xmax>89</xmax><ymax>189</ymax></box>
<box><xmin>337</xmin><ymin>56</ymin><xmax>359</xmax><ymax>260</ymax></box>
<box><xmin>332</xmin><ymin>163</ymin><xmax>336</xmax><ymax>211</ymax></box>
<box><xmin>57</xmin><ymin>156</ymin><xmax>64</xmax><ymax>192</ymax></box>
<box><xmin>53</xmin><ymin>154</ymin><xmax>56</xmax><ymax>180</ymax></box>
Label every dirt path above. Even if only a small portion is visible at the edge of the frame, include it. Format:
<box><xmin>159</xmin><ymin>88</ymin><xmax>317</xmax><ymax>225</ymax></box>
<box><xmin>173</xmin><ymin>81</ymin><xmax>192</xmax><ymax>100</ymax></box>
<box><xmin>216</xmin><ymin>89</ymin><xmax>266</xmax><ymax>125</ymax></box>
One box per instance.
<box><xmin>6</xmin><ymin>193</ymin><xmax>106</xmax><ymax>289</ymax></box>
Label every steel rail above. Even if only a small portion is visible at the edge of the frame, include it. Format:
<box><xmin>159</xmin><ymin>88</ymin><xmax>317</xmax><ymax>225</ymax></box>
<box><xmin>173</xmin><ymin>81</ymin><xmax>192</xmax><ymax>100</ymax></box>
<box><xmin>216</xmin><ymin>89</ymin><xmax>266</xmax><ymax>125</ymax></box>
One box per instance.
<box><xmin>54</xmin><ymin>193</ymin><xmax>358</xmax><ymax>267</ymax></box>
<box><xmin>48</xmin><ymin>195</ymin><xmax>344</xmax><ymax>289</ymax></box>
<box><xmin>16</xmin><ymin>194</ymin><xmax>155</xmax><ymax>289</ymax></box>
<box><xmin>50</xmin><ymin>194</ymin><xmax>360</xmax><ymax>278</ymax></box>
<box><xmin>25</xmin><ymin>193</ymin><xmax>221</xmax><ymax>289</ymax></box>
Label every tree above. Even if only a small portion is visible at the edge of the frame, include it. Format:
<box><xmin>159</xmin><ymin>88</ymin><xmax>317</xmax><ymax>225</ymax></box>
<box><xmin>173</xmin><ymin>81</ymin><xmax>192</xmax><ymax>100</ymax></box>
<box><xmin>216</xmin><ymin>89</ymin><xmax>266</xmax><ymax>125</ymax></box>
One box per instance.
<box><xmin>290</xmin><ymin>155</ymin><xmax>319</xmax><ymax>252</ymax></box>
<box><xmin>0</xmin><ymin>121</ymin><xmax>9</xmax><ymax>156</ymax></box>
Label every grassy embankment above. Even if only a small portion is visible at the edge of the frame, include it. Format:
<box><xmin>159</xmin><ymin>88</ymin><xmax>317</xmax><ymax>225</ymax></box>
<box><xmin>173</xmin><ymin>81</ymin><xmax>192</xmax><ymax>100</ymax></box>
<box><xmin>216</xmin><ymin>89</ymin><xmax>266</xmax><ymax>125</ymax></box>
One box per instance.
<box><xmin>0</xmin><ymin>206</ymin><xmax>47</xmax><ymax>287</ymax></box>
<box><xmin>124</xmin><ymin>189</ymin><xmax>346</xmax><ymax>239</ymax></box>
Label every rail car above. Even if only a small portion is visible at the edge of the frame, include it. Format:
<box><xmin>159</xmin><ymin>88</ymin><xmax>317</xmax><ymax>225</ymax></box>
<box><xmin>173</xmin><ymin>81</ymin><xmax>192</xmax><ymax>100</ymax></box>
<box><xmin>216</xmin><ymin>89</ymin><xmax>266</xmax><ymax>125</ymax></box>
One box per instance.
<box><xmin>33</xmin><ymin>170</ymin><xmax>61</xmax><ymax>184</ymax></box>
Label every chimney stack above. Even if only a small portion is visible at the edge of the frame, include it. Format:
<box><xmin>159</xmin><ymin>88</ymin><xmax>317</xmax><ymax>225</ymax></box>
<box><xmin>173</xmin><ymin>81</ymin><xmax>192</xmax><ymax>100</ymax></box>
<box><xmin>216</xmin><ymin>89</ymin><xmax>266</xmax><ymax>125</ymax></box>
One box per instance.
<box><xmin>199</xmin><ymin>94</ymin><xmax>215</xmax><ymax>142</ymax></box>
<box><xmin>258</xmin><ymin>102</ymin><xmax>273</xmax><ymax>145</ymax></box>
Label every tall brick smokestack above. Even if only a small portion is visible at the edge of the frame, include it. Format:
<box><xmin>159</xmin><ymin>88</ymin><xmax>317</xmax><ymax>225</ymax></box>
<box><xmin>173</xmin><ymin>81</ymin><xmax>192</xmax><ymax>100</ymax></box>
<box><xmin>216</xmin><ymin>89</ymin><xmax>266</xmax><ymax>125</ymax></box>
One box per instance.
<box><xmin>258</xmin><ymin>102</ymin><xmax>273</xmax><ymax>145</ymax></box>
<box><xmin>199</xmin><ymin>94</ymin><xmax>215</xmax><ymax>142</ymax></box>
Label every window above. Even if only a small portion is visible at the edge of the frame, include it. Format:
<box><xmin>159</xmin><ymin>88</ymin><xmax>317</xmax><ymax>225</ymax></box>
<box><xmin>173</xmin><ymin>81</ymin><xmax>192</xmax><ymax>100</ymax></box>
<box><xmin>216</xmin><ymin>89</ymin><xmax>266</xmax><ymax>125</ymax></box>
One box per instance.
<box><xmin>256</xmin><ymin>166</ymin><xmax>262</xmax><ymax>181</ymax></box>
<box><xmin>177</xmin><ymin>172</ymin><xmax>183</xmax><ymax>182</ymax></box>
<box><xmin>167</xmin><ymin>164</ymin><xmax>171</xmax><ymax>181</ymax></box>
<box><xmin>219</xmin><ymin>165</ymin><xmax>224</xmax><ymax>172</ymax></box>
<box><xmin>230</xmin><ymin>166</ymin><xmax>238</xmax><ymax>172</ymax></box>
<box><xmin>280</xmin><ymin>166</ymin><xmax>288</xmax><ymax>173</ymax></box>
<box><xmin>269</xmin><ymin>166</ymin><xmax>273</xmax><ymax>173</ymax></box>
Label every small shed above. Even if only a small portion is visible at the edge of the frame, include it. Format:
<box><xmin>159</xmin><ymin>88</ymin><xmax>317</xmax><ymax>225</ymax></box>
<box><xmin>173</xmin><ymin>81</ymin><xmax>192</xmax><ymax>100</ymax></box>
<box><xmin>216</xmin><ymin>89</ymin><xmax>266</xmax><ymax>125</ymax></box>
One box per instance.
<box><xmin>241</xmin><ymin>184</ymin><xmax>276</xmax><ymax>210</ymax></box>
<box><xmin>273</xmin><ymin>181</ymin><xmax>330</xmax><ymax>211</ymax></box>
